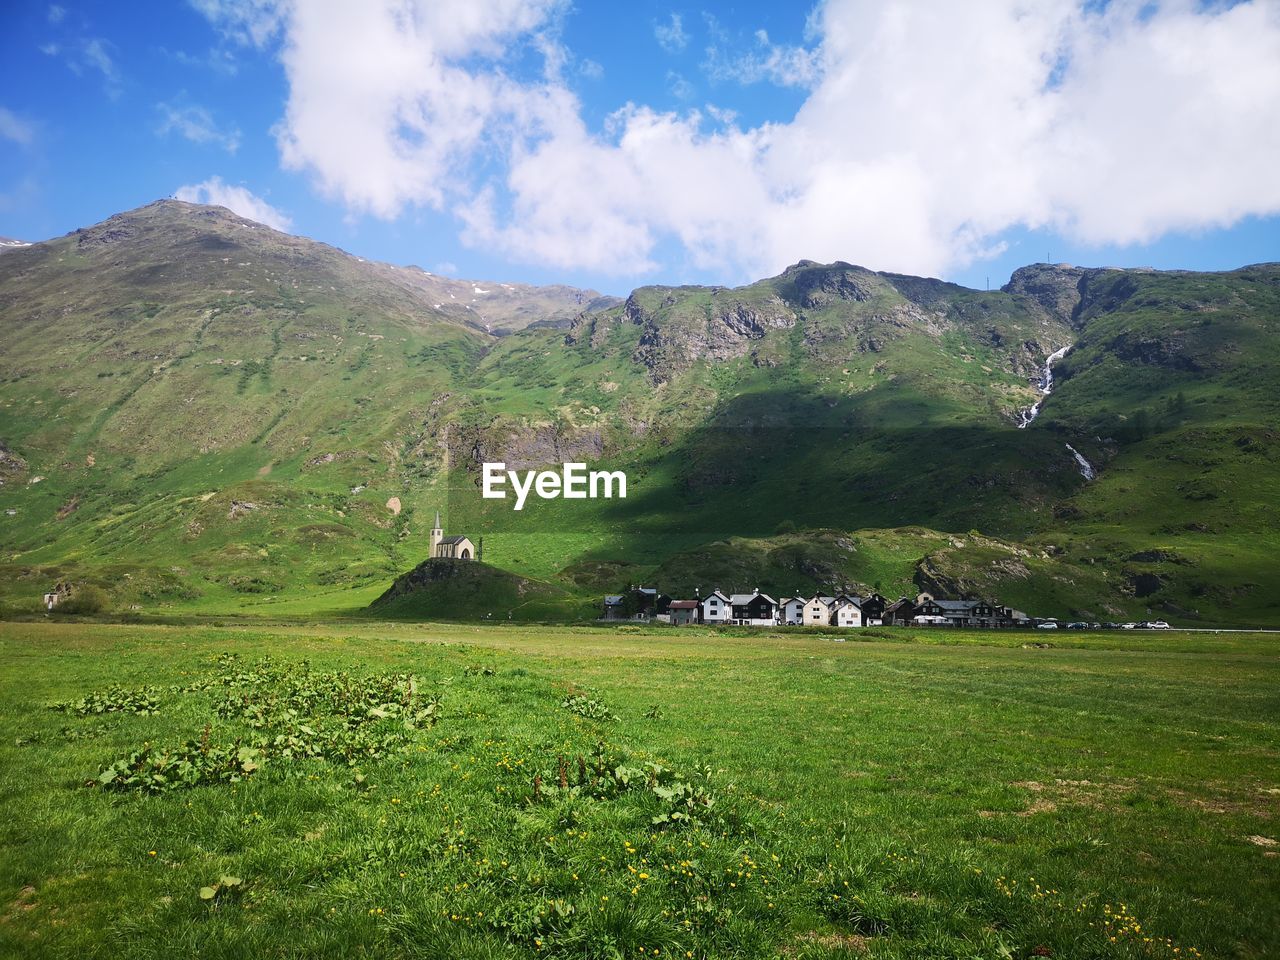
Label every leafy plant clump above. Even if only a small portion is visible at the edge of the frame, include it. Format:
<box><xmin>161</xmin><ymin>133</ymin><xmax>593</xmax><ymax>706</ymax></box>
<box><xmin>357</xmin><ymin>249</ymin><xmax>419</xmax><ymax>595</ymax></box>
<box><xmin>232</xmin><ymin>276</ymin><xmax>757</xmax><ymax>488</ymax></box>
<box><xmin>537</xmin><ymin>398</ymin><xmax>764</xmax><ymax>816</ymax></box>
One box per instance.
<box><xmin>96</xmin><ymin>736</ymin><xmax>262</xmax><ymax>793</ymax></box>
<box><xmin>90</xmin><ymin>658</ymin><xmax>441</xmax><ymax>793</ymax></box>
<box><xmin>52</xmin><ymin>685</ymin><xmax>160</xmax><ymax>716</ymax></box>
<box><xmin>560</xmin><ymin>694</ymin><xmax>620</xmax><ymax>722</ymax></box>
<box><xmin>530</xmin><ymin>747</ymin><xmax>718</xmax><ymax>830</ymax></box>
<box><xmin>199</xmin><ymin>874</ymin><xmax>245</xmax><ymax>905</ymax></box>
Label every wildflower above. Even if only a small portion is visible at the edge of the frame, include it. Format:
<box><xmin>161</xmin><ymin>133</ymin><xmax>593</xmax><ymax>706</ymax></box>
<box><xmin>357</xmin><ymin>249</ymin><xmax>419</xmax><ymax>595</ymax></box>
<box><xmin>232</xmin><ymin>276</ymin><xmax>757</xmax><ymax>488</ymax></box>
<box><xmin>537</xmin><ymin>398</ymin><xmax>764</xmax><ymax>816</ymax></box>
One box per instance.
<box><xmin>148</xmin><ymin>850</ymin><xmax>157</xmax><ymax>857</ymax></box>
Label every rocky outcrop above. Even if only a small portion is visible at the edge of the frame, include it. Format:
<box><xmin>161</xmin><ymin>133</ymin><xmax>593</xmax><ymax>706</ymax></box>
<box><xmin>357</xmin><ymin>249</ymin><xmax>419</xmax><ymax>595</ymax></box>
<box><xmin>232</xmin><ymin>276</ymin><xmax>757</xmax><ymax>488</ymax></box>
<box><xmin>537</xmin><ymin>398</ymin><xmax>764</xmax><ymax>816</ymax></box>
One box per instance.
<box><xmin>1095</xmin><ymin>329</ymin><xmax>1206</xmax><ymax>372</ymax></box>
<box><xmin>1002</xmin><ymin>263</ymin><xmax>1092</xmax><ymax>326</ymax></box>
<box><xmin>628</xmin><ymin>293</ymin><xmax>798</xmax><ymax>382</ymax></box>
<box><xmin>445</xmin><ymin>420</ymin><xmax>605</xmax><ymax>474</ymax></box>
<box><xmin>0</xmin><ymin>440</ymin><xmax>26</xmax><ymax>483</ymax></box>
<box><xmin>914</xmin><ymin>543</ymin><xmax>1034</xmax><ymax>599</ymax></box>
<box><xmin>792</xmin><ymin>263</ymin><xmax>878</xmax><ymax>308</ymax></box>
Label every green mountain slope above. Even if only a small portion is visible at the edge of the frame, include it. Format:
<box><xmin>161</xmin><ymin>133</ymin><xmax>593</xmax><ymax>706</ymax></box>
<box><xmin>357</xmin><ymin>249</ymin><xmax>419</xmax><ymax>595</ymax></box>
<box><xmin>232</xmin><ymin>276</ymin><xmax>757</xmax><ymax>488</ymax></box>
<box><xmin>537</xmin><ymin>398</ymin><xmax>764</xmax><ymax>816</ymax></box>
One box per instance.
<box><xmin>1</xmin><ymin>202</ymin><xmax>1277</xmax><ymax>625</ymax></box>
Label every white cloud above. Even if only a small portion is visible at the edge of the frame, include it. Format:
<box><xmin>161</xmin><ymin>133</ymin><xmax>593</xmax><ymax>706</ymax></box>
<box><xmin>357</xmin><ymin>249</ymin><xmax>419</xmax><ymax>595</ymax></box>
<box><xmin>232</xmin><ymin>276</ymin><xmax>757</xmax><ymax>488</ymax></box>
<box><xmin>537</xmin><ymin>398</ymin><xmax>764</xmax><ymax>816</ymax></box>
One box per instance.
<box><xmin>50</xmin><ymin>36</ymin><xmax>121</xmax><ymax>95</ymax></box>
<box><xmin>175</xmin><ymin>176</ymin><xmax>292</xmax><ymax>231</ymax></box>
<box><xmin>703</xmin><ymin>28</ymin><xmax>822</xmax><ymax>88</ymax></box>
<box><xmin>654</xmin><ymin>13</ymin><xmax>689</xmax><ymax>53</ymax></box>
<box><xmin>80</xmin><ymin>38</ymin><xmax>120</xmax><ymax>85</ymax></box>
<box><xmin>188</xmin><ymin>0</ymin><xmax>286</xmax><ymax>47</ymax></box>
<box><xmin>48</xmin><ymin>5</ymin><xmax>65</xmax><ymax>24</ymax></box>
<box><xmin>157</xmin><ymin>99</ymin><xmax>241</xmax><ymax>152</ymax></box>
<box><xmin>0</xmin><ymin>107</ymin><xmax>36</xmax><ymax>146</ymax></box>
<box><xmin>196</xmin><ymin>0</ymin><xmax>1280</xmax><ymax>281</ymax></box>
<box><xmin>666</xmin><ymin>71</ymin><xmax>694</xmax><ymax>100</ymax></box>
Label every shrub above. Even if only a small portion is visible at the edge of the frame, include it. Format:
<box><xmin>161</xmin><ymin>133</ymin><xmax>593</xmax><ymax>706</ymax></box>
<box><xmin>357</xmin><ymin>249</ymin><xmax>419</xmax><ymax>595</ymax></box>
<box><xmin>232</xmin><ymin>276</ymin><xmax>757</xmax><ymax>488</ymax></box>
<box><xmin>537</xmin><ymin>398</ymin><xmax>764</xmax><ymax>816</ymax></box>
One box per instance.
<box><xmin>55</xmin><ymin>585</ymin><xmax>110</xmax><ymax>616</ymax></box>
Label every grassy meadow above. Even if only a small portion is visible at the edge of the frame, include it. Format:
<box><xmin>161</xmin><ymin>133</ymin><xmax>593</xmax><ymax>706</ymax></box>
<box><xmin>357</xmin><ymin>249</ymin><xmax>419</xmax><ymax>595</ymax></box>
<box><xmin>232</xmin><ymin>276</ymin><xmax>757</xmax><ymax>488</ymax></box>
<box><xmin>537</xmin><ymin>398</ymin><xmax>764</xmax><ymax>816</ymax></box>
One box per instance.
<box><xmin>0</xmin><ymin>618</ymin><xmax>1276</xmax><ymax>959</ymax></box>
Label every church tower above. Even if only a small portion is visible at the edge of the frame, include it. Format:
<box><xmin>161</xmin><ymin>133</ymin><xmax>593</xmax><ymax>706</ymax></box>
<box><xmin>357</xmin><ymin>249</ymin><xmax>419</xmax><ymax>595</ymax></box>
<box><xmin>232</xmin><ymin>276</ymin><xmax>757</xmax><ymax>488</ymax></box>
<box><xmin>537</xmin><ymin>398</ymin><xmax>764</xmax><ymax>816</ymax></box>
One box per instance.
<box><xmin>429</xmin><ymin>510</ymin><xmax>443</xmax><ymax>559</ymax></box>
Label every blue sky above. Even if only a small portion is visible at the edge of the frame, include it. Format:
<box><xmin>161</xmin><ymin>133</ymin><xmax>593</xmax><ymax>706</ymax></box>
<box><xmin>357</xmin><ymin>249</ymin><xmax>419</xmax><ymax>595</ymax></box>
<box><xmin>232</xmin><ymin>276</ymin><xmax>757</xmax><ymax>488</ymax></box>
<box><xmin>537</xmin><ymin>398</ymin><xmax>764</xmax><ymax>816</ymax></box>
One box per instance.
<box><xmin>1</xmin><ymin>0</ymin><xmax>1277</xmax><ymax>296</ymax></box>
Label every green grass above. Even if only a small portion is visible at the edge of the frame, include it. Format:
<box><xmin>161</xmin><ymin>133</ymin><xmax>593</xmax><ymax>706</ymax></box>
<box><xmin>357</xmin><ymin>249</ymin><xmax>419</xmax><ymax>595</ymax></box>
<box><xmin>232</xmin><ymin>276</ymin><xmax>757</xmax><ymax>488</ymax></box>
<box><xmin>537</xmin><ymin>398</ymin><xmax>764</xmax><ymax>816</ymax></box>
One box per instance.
<box><xmin>0</xmin><ymin>619</ymin><xmax>1276</xmax><ymax>958</ymax></box>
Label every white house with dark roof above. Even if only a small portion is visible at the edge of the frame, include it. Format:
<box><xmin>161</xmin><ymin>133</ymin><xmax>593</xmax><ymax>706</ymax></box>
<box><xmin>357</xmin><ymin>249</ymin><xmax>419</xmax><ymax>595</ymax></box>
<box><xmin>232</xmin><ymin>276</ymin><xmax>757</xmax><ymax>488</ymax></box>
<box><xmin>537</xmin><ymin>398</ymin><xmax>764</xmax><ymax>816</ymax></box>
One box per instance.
<box><xmin>779</xmin><ymin>596</ymin><xmax>805</xmax><ymax>625</ymax></box>
<box><xmin>831</xmin><ymin>598</ymin><xmax>863</xmax><ymax>627</ymax></box>
<box><xmin>700</xmin><ymin>590</ymin><xmax>731</xmax><ymax>624</ymax></box>
<box><xmin>729</xmin><ymin>590</ymin><xmax>777</xmax><ymax>626</ymax></box>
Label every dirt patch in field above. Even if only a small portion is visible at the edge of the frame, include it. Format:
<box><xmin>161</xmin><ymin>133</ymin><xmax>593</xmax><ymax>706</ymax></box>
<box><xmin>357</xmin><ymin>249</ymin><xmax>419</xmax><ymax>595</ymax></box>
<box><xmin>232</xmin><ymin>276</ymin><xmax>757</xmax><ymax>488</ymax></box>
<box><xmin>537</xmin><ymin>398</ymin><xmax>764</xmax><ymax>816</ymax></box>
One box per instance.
<box><xmin>997</xmin><ymin>778</ymin><xmax>1136</xmax><ymax>815</ymax></box>
<box><xmin>1007</xmin><ymin>778</ymin><xmax>1278</xmax><ymax>819</ymax></box>
<box><xmin>1166</xmin><ymin>785</ymin><xmax>1278</xmax><ymax>818</ymax></box>
<box><xmin>785</xmin><ymin>930</ymin><xmax>870</xmax><ymax>955</ymax></box>
<box><xmin>1</xmin><ymin>885</ymin><xmax>37</xmax><ymax>924</ymax></box>
<box><xmin>1023</xmin><ymin>778</ymin><xmax>1130</xmax><ymax>803</ymax></box>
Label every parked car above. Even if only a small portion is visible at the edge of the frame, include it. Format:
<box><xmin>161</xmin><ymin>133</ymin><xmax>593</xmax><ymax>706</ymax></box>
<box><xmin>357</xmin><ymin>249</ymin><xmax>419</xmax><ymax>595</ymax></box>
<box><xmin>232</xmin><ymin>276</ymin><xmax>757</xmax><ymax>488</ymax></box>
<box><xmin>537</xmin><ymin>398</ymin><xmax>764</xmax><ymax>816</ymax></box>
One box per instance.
<box><xmin>1148</xmin><ymin>620</ymin><xmax>1171</xmax><ymax>629</ymax></box>
<box><xmin>1101</xmin><ymin>622</ymin><xmax>1121</xmax><ymax>629</ymax></box>
<box><xmin>1037</xmin><ymin>621</ymin><xmax>1059</xmax><ymax>630</ymax></box>
<box><xmin>1089</xmin><ymin>622</ymin><xmax>1102</xmax><ymax>629</ymax></box>
<box><xmin>1120</xmin><ymin>622</ymin><xmax>1137</xmax><ymax>629</ymax></box>
<box><xmin>1066</xmin><ymin>622</ymin><xmax>1087</xmax><ymax>629</ymax></box>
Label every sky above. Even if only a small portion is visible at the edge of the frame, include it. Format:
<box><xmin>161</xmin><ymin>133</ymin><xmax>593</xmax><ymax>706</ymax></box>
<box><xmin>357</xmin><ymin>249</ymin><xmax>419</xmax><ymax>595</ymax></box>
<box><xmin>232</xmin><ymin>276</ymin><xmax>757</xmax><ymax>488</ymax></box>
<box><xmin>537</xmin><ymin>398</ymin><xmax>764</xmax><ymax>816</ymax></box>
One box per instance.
<box><xmin>1</xmin><ymin>0</ymin><xmax>1278</xmax><ymax>296</ymax></box>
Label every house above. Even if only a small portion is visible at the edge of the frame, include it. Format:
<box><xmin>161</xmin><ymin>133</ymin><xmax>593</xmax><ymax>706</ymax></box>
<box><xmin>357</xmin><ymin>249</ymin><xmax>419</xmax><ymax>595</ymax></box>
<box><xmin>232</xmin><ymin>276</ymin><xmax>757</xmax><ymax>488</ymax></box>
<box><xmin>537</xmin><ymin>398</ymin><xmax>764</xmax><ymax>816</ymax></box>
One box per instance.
<box><xmin>882</xmin><ymin>597</ymin><xmax>918</xmax><ymax>625</ymax></box>
<box><xmin>700</xmin><ymin>590</ymin><xmax>731</xmax><ymax>624</ymax></box>
<box><xmin>801</xmin><ymin>595</ymin><xmax>836</xmax><ymax>626</ymax></box>
<box><xmin>669</xmin><ymin>600</ymin><xmax>699</xmax><ymax>625</ymax></box>
<box><xmin>831</xmin><ymin>598</ymin><xmax>863</xmax><ymax>627</ymax></box>
<box><xmin>43</xmin><ymin>581</ymin><xmax>71</xmax><ymax>611</ymax></box>
<box><xmin>913</xmin><ymin>595</ymin><xmax>952</xmax><ymax>623</ymax></box>
<box><xmin>429</xmin><ymin>512</ymin><xmax>477</xmax><ymax>560</ymax></box>
<box><xmin>779</xmin><ymin>596</ymin><xmax>805</xmax><ymax>625</ymax></box>
<box><xmin>729</xmin><ymin>591</ymin><xmax>777</xmax><ymax>626</ymax></box>
<box><xmin>602</xmin><ymin>586</ymin><xmax>671</xmax><ymax>620</ymax></box>
<box><xmin>855</xmin><ymin>593</ymin><xmax>888</xmax><ymax>625</ymax></box>
<box><xmin>966</xmin><ymin>601</ymin><xmax>1016</xmax><ymax>628</ymax></box>
<box><xmin>635</xmin><ymin>587</ymin><xmax>672</xmax><ymax>617</ymax></box>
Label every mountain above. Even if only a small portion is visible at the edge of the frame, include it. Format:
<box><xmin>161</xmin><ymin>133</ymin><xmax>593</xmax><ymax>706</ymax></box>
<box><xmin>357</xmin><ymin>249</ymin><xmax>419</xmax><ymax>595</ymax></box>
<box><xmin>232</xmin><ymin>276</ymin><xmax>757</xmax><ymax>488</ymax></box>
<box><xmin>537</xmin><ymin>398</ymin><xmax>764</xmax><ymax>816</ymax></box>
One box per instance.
<box><xmin>1</xmin><ymin>201</ymin><xmax>1277</xmax><ymax>625</ymax></box>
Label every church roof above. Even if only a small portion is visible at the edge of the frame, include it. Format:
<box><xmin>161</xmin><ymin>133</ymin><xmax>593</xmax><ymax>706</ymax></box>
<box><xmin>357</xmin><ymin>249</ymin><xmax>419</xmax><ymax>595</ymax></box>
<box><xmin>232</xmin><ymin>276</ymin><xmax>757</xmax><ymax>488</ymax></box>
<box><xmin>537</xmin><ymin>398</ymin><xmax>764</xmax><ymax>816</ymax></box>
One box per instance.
<box><xmin>439</xmin><ymin>535</ymin><xmax>470</xmax><ymax>545</ymax></box>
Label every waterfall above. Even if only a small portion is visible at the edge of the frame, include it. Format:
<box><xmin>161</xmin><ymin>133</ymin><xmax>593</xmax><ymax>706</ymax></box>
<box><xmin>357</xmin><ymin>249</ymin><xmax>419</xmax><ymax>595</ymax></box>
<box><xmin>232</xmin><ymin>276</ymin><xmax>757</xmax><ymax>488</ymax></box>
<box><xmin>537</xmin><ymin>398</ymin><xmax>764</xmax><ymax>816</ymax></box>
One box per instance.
<box><xmin>1017</xmin><ymin>344</ymin><xmax>1070</xmax><ymax>429</ymax></box>
<box><xmin>1065</xmin><ymin>442</ymin><xmax>1096</xmax><ymax>481</ymax></box>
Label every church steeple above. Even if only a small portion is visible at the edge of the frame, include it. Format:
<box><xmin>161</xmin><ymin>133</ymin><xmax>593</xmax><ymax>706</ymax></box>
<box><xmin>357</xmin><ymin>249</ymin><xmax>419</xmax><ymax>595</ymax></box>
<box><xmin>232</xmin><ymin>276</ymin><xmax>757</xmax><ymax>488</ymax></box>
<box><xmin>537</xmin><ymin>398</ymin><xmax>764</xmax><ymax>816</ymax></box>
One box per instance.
<box><xmin>429</xmin><ymin>510</ymin><xmax>443</xmax><ymax>558</ymax></box>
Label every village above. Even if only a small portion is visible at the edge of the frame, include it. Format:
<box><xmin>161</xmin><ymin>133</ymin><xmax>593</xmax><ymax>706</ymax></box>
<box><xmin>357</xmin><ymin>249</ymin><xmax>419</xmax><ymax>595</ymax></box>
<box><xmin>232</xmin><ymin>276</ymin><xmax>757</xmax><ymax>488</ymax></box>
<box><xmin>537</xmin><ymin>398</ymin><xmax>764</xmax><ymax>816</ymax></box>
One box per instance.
<box><xmin>601</xmin><ymin>586</ymin><xmax>1172</xmax><ymax>630</ymax></box>
<box><xmin>602</xmin><ymin>587</ymin><xmax>1032</xmax><ymax>628</ymax></box>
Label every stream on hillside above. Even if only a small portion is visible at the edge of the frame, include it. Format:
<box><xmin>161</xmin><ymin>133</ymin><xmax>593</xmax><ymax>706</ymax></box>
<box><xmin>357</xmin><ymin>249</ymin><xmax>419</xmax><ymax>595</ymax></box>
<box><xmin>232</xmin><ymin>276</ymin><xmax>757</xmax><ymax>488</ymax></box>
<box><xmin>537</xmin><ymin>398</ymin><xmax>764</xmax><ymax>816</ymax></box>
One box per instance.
<box><xmin>1017</xmin><ymin>345</ymin><xmax>1097</xmax><ymax>480</ymax></box>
